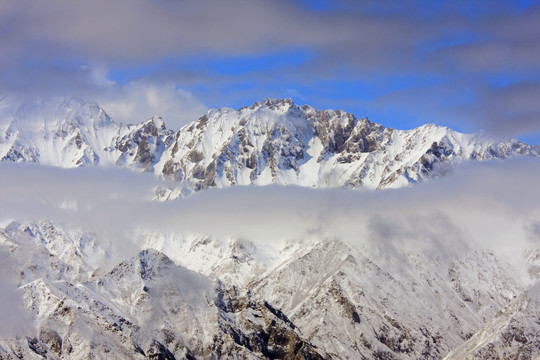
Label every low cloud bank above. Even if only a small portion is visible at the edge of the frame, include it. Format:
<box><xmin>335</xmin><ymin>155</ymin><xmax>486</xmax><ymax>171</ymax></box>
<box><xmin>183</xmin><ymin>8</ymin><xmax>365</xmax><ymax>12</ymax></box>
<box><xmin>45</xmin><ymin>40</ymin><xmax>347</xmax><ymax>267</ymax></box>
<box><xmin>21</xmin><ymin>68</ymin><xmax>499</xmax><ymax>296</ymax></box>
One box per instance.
<box><xmin>0</xmin><ymin>159</ymin><xmax>539</xmax><ymax>284</ymax></box>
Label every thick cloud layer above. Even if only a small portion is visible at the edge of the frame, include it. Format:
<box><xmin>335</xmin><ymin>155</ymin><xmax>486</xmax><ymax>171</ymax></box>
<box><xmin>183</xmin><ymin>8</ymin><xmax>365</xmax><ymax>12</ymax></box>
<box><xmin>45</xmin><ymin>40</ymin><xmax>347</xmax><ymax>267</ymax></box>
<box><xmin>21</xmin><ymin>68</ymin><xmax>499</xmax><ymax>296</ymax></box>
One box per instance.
<box><xmin>0</xmin><ymin>0</ymin><xmax>417</xmax><ymax>62</ymax></box>
<box><xmin>0</xmin><ymin>159</ymin><xmax>539</xmax><ymax>284</ymax></box>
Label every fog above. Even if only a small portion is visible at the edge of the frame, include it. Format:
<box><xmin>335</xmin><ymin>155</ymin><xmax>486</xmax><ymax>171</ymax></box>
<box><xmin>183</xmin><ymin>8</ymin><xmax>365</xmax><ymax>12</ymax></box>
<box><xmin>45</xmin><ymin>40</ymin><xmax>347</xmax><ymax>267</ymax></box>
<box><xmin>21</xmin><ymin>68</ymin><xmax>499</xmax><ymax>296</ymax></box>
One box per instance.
<box><xmin>0</xmin><ymin>248</ymin><xmax>35</xmax><ymax>337</ymax></box>
<box><xmin>0</xmin><ymin>159</ymin><xmax>539</xmax><ymax>285</ymax></box>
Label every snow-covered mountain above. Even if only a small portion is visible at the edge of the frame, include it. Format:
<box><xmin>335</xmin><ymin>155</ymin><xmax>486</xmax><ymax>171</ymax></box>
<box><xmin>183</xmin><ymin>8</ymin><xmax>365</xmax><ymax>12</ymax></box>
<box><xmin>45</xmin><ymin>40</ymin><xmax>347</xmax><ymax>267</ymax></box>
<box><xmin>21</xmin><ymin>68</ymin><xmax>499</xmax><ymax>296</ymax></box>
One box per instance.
<box><xmin>443</xmin><ymin>286</ymin><xmax>540</xmax><ymax>360</ymax></box>
<box><xmin>1</xmin><ymin>97</ymin><xmax>536</xmax><ymax>194</ymax></box>
<box><xmin>0</xmin><ymin>98</ymin><xmax>174</xmax><ymax>170</ymax></box>
<box><xmin>1</xmin><ymin>96</ymin><xmax>539</xmax><ymax>359</ymax></box>
<box><xmin>1</xmin><ymin>220</ymin><xmax>537</xmax><ymax>359</ymax></box>
<box><xmin>0</xmin><ymin>221</ymin><xmax>326</xmax><ymax>359</ymax></box>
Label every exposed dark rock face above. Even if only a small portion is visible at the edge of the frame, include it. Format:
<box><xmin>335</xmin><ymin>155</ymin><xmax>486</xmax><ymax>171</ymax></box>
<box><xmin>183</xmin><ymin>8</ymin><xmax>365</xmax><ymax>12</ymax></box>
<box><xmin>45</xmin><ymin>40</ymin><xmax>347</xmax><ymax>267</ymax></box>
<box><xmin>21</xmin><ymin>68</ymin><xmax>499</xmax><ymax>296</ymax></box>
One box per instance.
<box><xmin>114</xmin><ymin>117</ymin><xmax>175</xmax><ymax>171</ymax></box>
<box><xmin>215</xmin><ymin>288</ymin><xmax>326</xmax><ymax>360</ymax></box>
<box><xmin>0</xmin><ymin>230</ymin><xmax>327</xmax><ymax>360</ymax></box>
<box><xmin>154</xmin><ymin>99</ymin><xmax>536</xmax><ymax>194</ymax></box>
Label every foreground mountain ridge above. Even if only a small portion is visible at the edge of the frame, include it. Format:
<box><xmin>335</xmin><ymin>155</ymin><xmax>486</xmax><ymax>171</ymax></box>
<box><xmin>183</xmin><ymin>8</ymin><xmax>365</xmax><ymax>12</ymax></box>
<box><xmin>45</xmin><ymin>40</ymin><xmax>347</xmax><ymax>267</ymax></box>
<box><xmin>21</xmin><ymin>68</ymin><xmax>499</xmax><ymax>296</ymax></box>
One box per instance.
<box><xmin>1</xmin><ymin>97</ymin><xmax>540</xmax><ymax>359</ymax></box>
<box><xmin>1</xmin><ymin>97</ymin><xmax>537</xmax><ymax>194</ymax></box>
<box><xmin>1</xmin><ymin>220</ymin><xmax>538</xmax><ymax>359</ymax></box>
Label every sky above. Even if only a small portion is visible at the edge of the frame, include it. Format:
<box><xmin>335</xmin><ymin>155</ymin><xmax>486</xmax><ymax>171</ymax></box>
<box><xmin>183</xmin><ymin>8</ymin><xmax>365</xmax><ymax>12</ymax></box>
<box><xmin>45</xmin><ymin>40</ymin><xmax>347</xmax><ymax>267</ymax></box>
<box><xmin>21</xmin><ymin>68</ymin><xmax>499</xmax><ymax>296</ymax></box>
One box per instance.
<box><xmin>1</xmin><ymin>0</ymin><xmax>540</xmax><ymax>143</ymax></box>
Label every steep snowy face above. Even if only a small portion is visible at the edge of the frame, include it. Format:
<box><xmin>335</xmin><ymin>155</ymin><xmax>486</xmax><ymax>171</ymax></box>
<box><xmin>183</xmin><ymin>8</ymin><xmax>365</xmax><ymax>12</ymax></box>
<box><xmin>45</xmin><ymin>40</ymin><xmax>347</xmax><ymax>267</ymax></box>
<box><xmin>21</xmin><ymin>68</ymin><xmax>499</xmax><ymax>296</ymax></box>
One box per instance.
<box><xmin>442</xmin><ymin>251</ymin><xmax>540</xmax><ymax>359</ymax></box>
<box><xmin>248</xmin><ymin>239</ymin><xmax>524</xmax><ymax>360</ymax></box>
<box><xmin>113</xmin><ymin>116</ymin><xmax>175</xmax><ymax>172</ymax></box>
<box><xmin>0</xmin><ymin>220</ymin><xmax>532</xmax><ymax>360</ymax></box>
<box><xmin>0</xmin><ymin>97</ymin><xmax>536</xmax><ymax>193</ymax></box>
<box><xmin>0</xmin><ymin>98</ymin><xmax>174</xmax><ymax>172</ymax></box>
<box><xmin>0</xmin><ymin>98</ymin><xmax>118</xmax><ymax>167</ymax></box>
<box><xmin>0</xmin><ymin>222</ymin><xmax>327</xmax><ymax>360</ymax></box>
<box><xmin>156</xmin><ymin>98</ymin><xmax>317</xmax><ymax>188</ymax></box>
<box><xmin>157</xmin><ymin>98</ymin><xmax>535</xmax><ymax>192</ymax></box>
<box><xmin>443</xmin><ymin>287</ymin><xmax>540</xmax><ymax>360</ymax></box>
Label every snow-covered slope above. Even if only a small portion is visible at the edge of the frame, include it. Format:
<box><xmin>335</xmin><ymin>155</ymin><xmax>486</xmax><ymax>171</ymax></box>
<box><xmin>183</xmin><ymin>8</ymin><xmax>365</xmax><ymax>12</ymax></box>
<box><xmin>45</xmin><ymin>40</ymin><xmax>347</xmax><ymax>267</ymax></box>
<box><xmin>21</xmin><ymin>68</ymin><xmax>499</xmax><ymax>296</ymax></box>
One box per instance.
<box><xmin>0</xmin><ymin>97</ymin><xmax>174</xmax><ymax>172</ymax></box>
<box><xmin>248</xmin><ymin>240</ymin><xmax>525</xmax><ymax>359</ymax></box>
<box><xmin>1</xmin><ymin>96</ymin><xmax>539</xmax><ymax>359</ymax></box>
<box><xmin>0</xmin><ymin>220</ymin><xmax>533</xmax><ymax>359</ymax></box>
<box><xmin>443</xmin><ymin>286</ymin><xmax>540</xmax><ymax>360</ymax></box>
<box><xmin>1</xmin><ymin>97</ymin><xmax>536</xmax><ymax>194</ymax></box>
<box><xmin>0</xmin><ymin>221</ymin><xmax>326</xmax><ymax>359</ymax></box>
<box><xmin>157</xmin><ymin>98</ymin><xmax>535</xmax><ymax>193</ymax></box>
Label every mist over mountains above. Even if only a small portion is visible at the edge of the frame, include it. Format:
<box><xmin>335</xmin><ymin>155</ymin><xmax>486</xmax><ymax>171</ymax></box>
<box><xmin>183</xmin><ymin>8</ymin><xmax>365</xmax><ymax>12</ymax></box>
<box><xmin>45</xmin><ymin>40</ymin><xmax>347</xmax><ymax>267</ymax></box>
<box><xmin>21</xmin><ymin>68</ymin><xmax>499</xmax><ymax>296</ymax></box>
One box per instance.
<box><xmin>0</xmin><ymin>97</ymin><xmax>539</xmax><ymax>359</ymax></box>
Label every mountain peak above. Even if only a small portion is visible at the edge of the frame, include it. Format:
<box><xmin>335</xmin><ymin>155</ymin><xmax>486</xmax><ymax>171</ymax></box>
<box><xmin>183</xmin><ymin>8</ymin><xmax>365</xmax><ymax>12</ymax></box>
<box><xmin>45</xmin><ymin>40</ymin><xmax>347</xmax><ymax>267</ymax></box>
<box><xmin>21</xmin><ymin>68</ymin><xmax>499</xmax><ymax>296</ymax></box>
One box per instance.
<box><xmin>148</xmin><ymin>116</ymin><xmax>166</xmax><ymax>130</ymax></box>
<box><xmin>103</xmin><ymin>249</ymin><xmax>174</xmax><ymax>283</ymax></box>
<box><xmin>1</xmin><ymin>96</ymin><xmax>537</xmax><ymax>192</ymax></box>
<box><xmin>8</xmin><ymin>97</ymin><xmax>115</xmax><ymax>132</ymax></box>
<box><xmin>135</xmin><ymin>116</ymin><xmax>167</xmax><ymax>134</ymax></box>
<box><xmin>261</xmin><ymin>97</ymin><xmax>294</xmax><ymax>106</ymax></box>
<box><xmin>246</xmin><ymin>98</ymin><xmax>295</xmax><ymax>112</ymax></box>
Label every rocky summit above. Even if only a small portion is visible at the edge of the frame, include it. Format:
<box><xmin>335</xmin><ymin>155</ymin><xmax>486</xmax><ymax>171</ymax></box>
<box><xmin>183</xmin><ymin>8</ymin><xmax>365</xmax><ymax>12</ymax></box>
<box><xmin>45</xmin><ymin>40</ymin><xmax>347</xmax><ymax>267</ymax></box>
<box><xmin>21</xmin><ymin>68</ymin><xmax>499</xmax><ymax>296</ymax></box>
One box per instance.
<box><xmin>1</xmin><ymin>98</ymin><xmax>537</xmax><ymax>196</ymax></box>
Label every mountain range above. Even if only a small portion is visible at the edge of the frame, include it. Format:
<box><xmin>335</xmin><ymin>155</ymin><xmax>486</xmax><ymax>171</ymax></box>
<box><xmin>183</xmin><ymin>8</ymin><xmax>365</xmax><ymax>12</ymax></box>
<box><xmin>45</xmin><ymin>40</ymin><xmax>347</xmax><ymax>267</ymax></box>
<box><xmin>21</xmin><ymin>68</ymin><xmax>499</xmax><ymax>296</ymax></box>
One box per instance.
<box><xmin>1</xmin><ymin>97</ymin><xmax>537</xmax><ymax>196</ymax></box>
<box><xmin>0</xmin><ymin>97</ymin><xmax>539</xmax><ymax>359</ymax></box>
<box><xmin>1</xmin><ymin>218</ymin><xmax>539</xmax><ymax>359</ymax></box>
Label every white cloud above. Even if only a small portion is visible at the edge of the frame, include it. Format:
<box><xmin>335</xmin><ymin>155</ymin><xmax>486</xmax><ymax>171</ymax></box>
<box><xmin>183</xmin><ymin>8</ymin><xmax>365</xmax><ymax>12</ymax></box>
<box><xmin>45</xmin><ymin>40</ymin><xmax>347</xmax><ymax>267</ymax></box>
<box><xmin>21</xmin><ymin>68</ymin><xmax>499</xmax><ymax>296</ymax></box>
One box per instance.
<box><xmin>0</xmin><ymin>68</ymin><xmax>209</xmax><ymax>130</ymax></box>
<box><xmin>0</xmin><ymin>159</ymin><xmax>539</xmax><ymax>287</ymax></box>
<box><xmin>95</xmin><ymin>80</ymin><xmax>208</xmax><ymax>129</ymax></box>
<box><xmin>82</xmin><ymin>64</ymin><xmax>115</xmax><ymax>88</ymax></box>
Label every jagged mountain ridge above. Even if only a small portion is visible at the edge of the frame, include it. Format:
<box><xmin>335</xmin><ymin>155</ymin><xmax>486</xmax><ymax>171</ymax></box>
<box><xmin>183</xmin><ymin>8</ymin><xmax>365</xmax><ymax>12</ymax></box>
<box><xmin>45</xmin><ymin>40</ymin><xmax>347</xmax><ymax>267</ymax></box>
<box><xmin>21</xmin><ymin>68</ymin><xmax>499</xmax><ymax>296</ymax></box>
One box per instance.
<box><xmin>0</xmin><ymin>98</ymin><xmax>174</xmax><ymax>170</ymax></box>
<box><xmin>0</xmin><ymin>222</ymin><xmax>326</xmax><ymax>359</ymax></box>
<box><xmin>1</xmin><ymin>97</ymin><xmax>536</xmax><ymax>193</ymax></box>
<box><xmin>0</xmin><ymin>220</ymin><xmax>535</xmax><ymax>359</ymax></box>
<box><xmin>443</xmin><ymin>288</ymin><xmax>540</xmax><ymax>360</ymax></box>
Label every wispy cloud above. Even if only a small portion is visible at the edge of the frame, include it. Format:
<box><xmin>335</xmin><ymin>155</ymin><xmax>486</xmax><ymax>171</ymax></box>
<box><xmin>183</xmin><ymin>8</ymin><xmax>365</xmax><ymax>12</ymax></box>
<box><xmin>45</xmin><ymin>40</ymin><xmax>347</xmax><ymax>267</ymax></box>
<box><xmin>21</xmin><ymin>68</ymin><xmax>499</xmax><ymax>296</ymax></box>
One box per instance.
<box><xmin>471</xmin><ymin>82</ymin><xmax>540</xmax><ymax>139</ymax></box>
<box><xmin>1</xmin><ymin>159</ymin><xmax>539</xmax><ymax>284</ymax></box>
<box><xmin>0</xmin><ymin>247</ymin><xmax>35</xmax><ymax>337</ymax></box>
<box><xmin>96</xmin><ymin>80</ymin><xmax>208</xmax><ymax>129</ymax></box>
